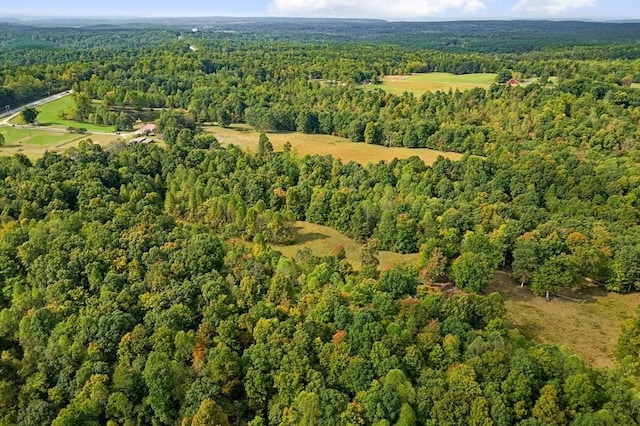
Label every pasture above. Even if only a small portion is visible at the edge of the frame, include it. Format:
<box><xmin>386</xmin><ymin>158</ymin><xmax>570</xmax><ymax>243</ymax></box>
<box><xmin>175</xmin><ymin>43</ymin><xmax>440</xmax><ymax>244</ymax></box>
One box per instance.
<box><xmin>488</xmin><ymin>272</ymin><xmax>640</xmax><ymax>368</ymax></box>
<box><xmin>0</xmin><ymin>126</ymin><xmax>122</xmax><ymax>159</ymax></box>
<box><xmin>205</xmin><ymin>124</ymin><xmax>464</xmax><ymax>165</ymax></box>
<box><xmin>11</xmin><ymin>96</ymin><xmax>116</xmax><ymax>132</ymax></box>
<box><xmin>373</xmin><ymin>72</ymin><xmax>497</xmax><ymax>95</ymax></box>
<box><xmin>0</xmin><ymin>126</ymin><xmax>75</xmax><ymax>146</ymax></box>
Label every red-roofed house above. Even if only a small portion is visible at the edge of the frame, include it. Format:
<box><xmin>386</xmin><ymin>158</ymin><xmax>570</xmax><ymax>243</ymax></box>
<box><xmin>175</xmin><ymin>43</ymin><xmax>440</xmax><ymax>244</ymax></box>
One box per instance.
<box><xmin>507</xmin><ymin>78</ymin><xmax>520</xmax><ymax>86</ymax></box>
<box><xmin>135</xmin><ymin>123</ymin><xmax>156</xmax><ymax>136</ymax></box>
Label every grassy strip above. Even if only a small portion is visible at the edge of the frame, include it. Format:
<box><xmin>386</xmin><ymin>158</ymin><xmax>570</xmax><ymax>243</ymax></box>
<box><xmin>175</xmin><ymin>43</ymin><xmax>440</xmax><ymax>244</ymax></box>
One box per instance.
<box><xmin>206</xmin><ymin>124</ymin><xmax>464</xmax><ymax>165</ymax></box>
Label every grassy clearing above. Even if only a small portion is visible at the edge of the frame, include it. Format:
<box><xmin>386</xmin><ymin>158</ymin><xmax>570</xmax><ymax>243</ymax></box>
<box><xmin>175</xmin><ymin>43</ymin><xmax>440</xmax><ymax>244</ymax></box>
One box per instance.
<box><xmin>12</xmin><ymin>96</ymin><xmax>115</xmax><ymax>132</ymax></box>
<box><xmin>0</xmin><ymin>126</ymin><xmax>75</xmax><ymax>146</ymax></box>
<box><xmin>373</xmin><ymin>72</ymin><xmax>497</xmax><ymax>96</ymax></box>
<box><xmin>205</xmin><ymin>124</ymin><xmax>464</xmax><ymax>165</ymax></box>
<box><xmin>273</xmin><ymin>222</ymin><xmax>639</xmax><ymax>367</ymax></box>
<box><xmin>488</xmin><ymin>272</ymin><xmax>640</xmax><ymax>368</ymax></box>
<box><xmin>0</xmin><ymin>128</ymin><xmax>123</xmax><ymax>160</ymax></box>
<box><xmin>270</xmin><ymin>221</ymin><xmax>419</xmax><ymax>270</ymax></box>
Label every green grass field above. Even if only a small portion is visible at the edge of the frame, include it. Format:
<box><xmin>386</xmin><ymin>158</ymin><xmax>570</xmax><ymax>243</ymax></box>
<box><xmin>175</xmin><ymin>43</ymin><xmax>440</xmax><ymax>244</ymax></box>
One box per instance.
<box><xmin>12</xmin><ymin>96</ymin><xmax>116</xmax><ymax>132</ymax></box>
<box><xmin>0</xmin><ymin>126</ymin><xmax>77</xmax><ymax>146</ymax></box>
<box><xmin>270</xmin><ymin>221</ymin><xmax>419</xmax><ymax>270</ymax></box>
<box><xmin>206</xmin><ymin>124</ymin><xmax>464</xmax><ymax>165</ymax></box>
<box><xmin>488</xmin><ymin>272</ymin><xmax>640</xmax><ymax>368</ymax></box>
<box><xmin>373</xmin><ymin>72</ymin><xmax>497</xmax><ymax>95</ymax></box>
<box><xmin>0</xmin><ymin>126</ymin><xmax>121</xmax><ymax>159</ymax></box>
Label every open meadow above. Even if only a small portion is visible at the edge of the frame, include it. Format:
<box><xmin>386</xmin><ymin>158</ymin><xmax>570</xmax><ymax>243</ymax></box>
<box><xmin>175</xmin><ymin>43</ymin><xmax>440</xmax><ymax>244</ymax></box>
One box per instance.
<box><xmin>372</xmin><ymin>72</ymin><xmax>497</xmax><ymax>95</ymax></box>
<box><xmin>488</xmin><ymin>272</ymin><xmax>640</xmax><ymax>368</ymax></box>
<box><xmin>205</xmin><ymin>124</ymin><xmax>465</xmax><ymax>165</ymax></box>
<box><xmin>0</xmin><ymin>126</ymin><xmax>122</xmax><ymax>159</ymax></box>
<box><xmin>11</xmin><ymin>96</ymin><xmax>116</xmax><ymax>132</ymax></box>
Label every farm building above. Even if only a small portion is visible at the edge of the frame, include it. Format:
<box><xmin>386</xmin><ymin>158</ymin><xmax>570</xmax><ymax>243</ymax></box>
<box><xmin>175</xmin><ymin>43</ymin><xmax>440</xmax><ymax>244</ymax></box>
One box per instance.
<box><xmin>134</xmin><ymin>123</ymin><xmax>156</xmax><ymax>136</ymax></box>
<box><xmin>128</xmin><ymin>137</ymin><xmax>154</xmax><ymax>146</ymax></box>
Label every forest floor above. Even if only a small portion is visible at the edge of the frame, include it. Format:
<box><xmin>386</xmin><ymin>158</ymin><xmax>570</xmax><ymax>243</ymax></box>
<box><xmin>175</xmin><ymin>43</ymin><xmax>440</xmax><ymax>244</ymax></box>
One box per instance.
<box><xmin>371</xmin><ymin>72</ymin><xmax>497</xmax><ymax>95</ymax></box>
<box><xmin>488</xmin><ymin>271</ymin><xmax>640</xmax><ymax>368</ymax></box>
<box><xmin>205</xmin><ymin>124</ymin><xmax>465</xmax><ymax>165</ymax></box>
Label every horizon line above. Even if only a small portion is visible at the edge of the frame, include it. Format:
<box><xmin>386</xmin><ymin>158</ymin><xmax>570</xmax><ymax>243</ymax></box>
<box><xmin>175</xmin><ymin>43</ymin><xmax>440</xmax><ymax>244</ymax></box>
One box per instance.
<box><xmin>1</xmin><ymin>15</ymin><xmax>639</xmax><ymax>23</ymax></box>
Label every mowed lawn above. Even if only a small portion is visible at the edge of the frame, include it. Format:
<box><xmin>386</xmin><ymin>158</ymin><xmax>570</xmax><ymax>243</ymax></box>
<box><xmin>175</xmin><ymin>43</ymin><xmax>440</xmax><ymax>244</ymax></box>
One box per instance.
<box><xmin>12</xmin><ymin>96</ymin><xmax>115</xmax><ymax>132</ymax></box>
<box><xmin>374</xmin><ymin>72</ymin><xmax>497</xmax><ymax>95</ymax></box>
<box><xmin>270</xmin><ymin>221</ymin><xmax>419</xmax><ymax>270</ymax></box>
<box><xmin>205</xmin><ymin>125</ymin><xmax>464</xmax><ymax>165</ymax></box>
<box><xmin>488</xmin><ymin>272</ymin><xmax>640</xmax><ymax>368</ymax></box>
<box><xmin>1</xmin><ymin>126</ymin><xmax>77</xmax><ymax>145</ymax></box>
<box><xmin>0</xmin><ymin>127</ymin><xmax>121</xmax><ymax>159</ymax></box>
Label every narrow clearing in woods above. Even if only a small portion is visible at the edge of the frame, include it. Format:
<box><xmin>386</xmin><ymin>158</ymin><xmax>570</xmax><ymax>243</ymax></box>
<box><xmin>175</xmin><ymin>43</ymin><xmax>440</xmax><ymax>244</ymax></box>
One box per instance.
<box><xmin>206</xmin><ymin>124</ymin><xmax>465</xmax><ymax>165</ymax></box>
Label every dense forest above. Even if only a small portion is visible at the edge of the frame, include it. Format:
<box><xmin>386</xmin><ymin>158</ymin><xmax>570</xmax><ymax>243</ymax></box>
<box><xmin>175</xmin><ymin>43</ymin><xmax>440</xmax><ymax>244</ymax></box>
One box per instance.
<box><xmin>2</xmin><ymin>19</ymin><xmax>640</xmax><ymax>425</ymax></box>
<box><xmin>1</xmin><ymin>139</ymin><xmax>640</xmax><ymax>425</ymax></box>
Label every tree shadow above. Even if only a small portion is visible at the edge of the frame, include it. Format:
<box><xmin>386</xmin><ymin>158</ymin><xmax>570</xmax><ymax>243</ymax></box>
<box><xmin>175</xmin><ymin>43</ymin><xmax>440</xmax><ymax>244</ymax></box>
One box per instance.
<box><xmin>227</xmin><ymin>126</ymin><xmax>252</xmax><ymax>133</ymax></box>
<box><xmin>556</xmin><ymin>284</ymin><xmax>604</xmax><ymax>304</ymax></box>
<box><xmin>292</xmin><ymin>228</ymin><xmax>329</xmax><ymax>244</ymax></box>
<box><xmin>489</xmin><ymin>270</ymin><xmax>604</xmax><ymax>304</ymax></box>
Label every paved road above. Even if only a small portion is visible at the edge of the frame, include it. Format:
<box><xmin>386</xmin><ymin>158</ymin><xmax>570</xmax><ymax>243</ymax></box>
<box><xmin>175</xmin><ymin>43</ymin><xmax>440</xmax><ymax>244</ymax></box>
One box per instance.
<box><xmin>0</xmin><ymin>90</ymin><xmax>138</xmax><ymax>140</ymax></box>
<box><xmin>0</xmin><ymin>90</ymin><xmax>72</xmax><ymax>125</ymax></box>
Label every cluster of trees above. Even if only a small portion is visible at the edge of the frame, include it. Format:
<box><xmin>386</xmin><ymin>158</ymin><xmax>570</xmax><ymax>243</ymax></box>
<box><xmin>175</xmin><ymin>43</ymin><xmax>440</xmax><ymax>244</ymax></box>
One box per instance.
<box><xmin>63</xmin><ymin>92</ymin><xmax>135</xmax><ymax>131</ymax></box>
<box><xmin>0</xmin><ymin>140</ymin><xmax>639</xmax><ymax>425</ymax></box>
<box><xmin>156</xmin><ymin>119</ymin><xmax>640</xmax><ymax>297</ymax></box>
<box><xmin>21</xmin><ymin>107</ymin><xmax>39</xmax><ymax>124</ymax></box>
<box><xmin>4</xmin><ymin>27</ymin><xmax>640</xmax><ymax>153</ymax></box>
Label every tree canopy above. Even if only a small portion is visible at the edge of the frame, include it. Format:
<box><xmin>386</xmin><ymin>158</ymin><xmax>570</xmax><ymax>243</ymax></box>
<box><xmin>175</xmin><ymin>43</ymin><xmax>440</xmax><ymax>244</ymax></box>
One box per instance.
<box><xmin>2</xmin><ymin>19</ymin><xmax>640</xmax><ymax>425</ymax></box>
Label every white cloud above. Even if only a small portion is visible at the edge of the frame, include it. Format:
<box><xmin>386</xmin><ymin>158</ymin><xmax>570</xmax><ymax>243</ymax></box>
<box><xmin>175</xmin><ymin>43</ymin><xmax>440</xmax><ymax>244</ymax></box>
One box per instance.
<box><xmin>270</xmin><ymin>0</ymin><xmax>486</xmax><ymax>19</ymax></box>
<box><xmin>512</xmin><ymin>0</ymin><xmax>596</xmax><ymax>15</ymax></box>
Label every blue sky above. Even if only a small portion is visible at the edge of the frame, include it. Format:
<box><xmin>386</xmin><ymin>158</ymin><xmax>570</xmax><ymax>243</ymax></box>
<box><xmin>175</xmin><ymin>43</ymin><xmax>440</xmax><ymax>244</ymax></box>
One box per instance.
<box><xmin>2</xmin><ymin>0</ymin><xmax>637</xmax><ymax>21</ymax></box>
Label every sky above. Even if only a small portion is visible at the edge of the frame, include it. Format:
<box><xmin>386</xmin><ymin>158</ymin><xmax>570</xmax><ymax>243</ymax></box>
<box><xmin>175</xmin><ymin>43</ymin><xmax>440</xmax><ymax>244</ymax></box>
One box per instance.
<box><xmin>1</xmin><ymin>0</ymin><xmax>637</xmax><ymax>21</ymax></box>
